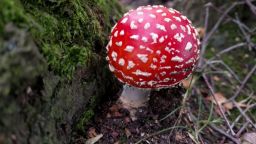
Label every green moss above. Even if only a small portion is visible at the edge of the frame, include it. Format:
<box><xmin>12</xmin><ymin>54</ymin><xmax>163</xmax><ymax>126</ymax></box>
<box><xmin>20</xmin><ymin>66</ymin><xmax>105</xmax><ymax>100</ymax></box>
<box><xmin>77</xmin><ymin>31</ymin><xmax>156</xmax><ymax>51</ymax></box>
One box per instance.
<box><xmin>219</xmin><ymin>23</ymin><xmax>241</xmax><ymax>42</ymax></box>
<box><xmin>249</xmin><ymin>108</ymin><xmax>256</xmax><ymax>121</ymax></box>
<box><xmin>229</xmin><ymin>109</ymin><xmax>242</xmax><ymax>123</ymax></box>
<box><xmin>252</xmin><ymin>34</ymin><xmax>256</xmax><ymax>44</ymax></box>
<box><xmin>204</xmin><ymin>46</ymin><xmax>216</xmax><ymax>59</ymax></box>
<box><xmin>221</xmin><ymin>48</ymin><xmax>256</xmax><ymax>78</ymax></box>
<box><xmin>76</xmin><ymin>109</ymin><xmax>95</xmax><ymax>132</ymax></box>
<box><xmin>0</xmin><ymin>0</ymin><xmax>28</xmax><ymax>34</ymax></box>
<box><xmin>0</xmin><ymin>0</ymin><xmax>122</xmax><ymax>78</ymax></box>
<box><xmin>76</xmin><ymin>95</ymin><xmax>99</xmax><ymax>132</ymax></box>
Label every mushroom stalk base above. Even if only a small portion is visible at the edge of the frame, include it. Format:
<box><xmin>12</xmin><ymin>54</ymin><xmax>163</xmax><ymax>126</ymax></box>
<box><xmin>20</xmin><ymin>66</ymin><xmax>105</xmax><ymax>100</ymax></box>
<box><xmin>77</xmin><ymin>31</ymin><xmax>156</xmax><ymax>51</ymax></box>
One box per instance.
<box><xmin>118</xmin><ymin>85</ymin><xmax>151</xmax><ymax>120</ymax></box>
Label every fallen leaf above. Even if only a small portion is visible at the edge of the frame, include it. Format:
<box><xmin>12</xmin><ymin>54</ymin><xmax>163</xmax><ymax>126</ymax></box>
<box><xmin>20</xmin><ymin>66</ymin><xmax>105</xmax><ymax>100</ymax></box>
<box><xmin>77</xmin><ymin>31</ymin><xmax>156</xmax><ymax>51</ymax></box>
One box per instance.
<box><xmin>87</xmin><ymin>127</ymin><xmax>97</xmax><ymax>138</ymax></box>
<box><xmin>182</xmin><ymin>76</ymin><xmax>196</xmax><ymax>89</ymax></box>
<box><xmin>206</xmin><ymin>92</ymin><xmax>233</xmax><ymax>110</ymax></box>
<box><xmin>86</xmin><ymin>134</ymin><xmax>103</xmax><ymax>144</ymax></box>
<box><xmin>213</xmin><ymin>76</ymin><xmax>220</xmax><ymax>82</ymax></box>
<box><xmin>241</xmin><ymin>132</ymin><xmax>256</xmax><ymax>144</ymax></box>
<box><xmin>109</xmin><ymin>104</ymin><xmax>123</xmax><ymax>117</ymax></box>
<box><xmin>196</xmin><ymin>27</ymin><xmax>205</xmax><ymax>39</ymax></box>
<box><xmin>182</xmin><ymin>77</ymin><xmax>192</xmax><ymax>89</ymax></box>
<box><xmin>109</xmin><ymin>104</ymin><xmax>120</xmax><ymax>112</ymax></box>
<box><xmin>236</xmin><ymin>99</ymin><xmax>249</xmax><ymax>108</ymax></box>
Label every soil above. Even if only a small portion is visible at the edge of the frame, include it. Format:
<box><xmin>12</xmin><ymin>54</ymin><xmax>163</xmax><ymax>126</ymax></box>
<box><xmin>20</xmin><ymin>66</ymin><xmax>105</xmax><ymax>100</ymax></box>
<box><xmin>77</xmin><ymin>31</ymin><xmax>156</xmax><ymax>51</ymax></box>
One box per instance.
<box><xmin>79</xmin><ymin>86</ymin><xmax>194</xmax><ymax>144</ymax></box>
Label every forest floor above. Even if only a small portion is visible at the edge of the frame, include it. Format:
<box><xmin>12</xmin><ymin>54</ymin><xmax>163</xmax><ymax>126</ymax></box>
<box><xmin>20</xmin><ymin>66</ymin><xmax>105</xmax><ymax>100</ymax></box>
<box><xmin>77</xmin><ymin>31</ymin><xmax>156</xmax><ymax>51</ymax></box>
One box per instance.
<box><xmin>81</xmin><ymin>87</ymin><xmax>196</xmax><ymax>144</ymax></box>
<box><xmin>76</xmin><ymin>0</ymin><xmax>256</xmax><ymax>144</ymax></box>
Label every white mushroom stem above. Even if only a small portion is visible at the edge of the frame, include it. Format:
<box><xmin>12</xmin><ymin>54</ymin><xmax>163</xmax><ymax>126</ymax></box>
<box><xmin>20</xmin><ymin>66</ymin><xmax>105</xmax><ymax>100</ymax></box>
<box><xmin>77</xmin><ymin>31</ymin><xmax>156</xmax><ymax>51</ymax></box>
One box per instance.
<box><xmin>118</xmin><ymin>85</ymin><xmax>151</xmax><ymax>120</ymax></box>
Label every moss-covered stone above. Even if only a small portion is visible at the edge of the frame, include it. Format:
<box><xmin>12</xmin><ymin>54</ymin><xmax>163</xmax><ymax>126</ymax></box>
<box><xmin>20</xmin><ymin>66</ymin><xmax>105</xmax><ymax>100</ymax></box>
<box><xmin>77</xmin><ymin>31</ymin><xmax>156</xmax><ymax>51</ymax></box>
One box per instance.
<box><xmin>0</xmin><ymin>0</ymin><xmax>122</xmax><ymax>143</ymax></box>
<box><xmin>1</xmin><ymin>0</ymin><xmax>122</xmax><ymax>78</ymax></box>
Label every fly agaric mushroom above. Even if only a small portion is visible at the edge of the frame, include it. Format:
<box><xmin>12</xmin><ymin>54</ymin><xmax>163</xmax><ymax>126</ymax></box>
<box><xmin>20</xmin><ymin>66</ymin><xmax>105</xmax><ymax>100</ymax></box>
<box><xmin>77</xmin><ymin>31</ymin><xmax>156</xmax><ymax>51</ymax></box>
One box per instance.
<box><xmin>106</xmin><ymin>5</ymin><xmax>200</xmax><ymax>119</ymax></box>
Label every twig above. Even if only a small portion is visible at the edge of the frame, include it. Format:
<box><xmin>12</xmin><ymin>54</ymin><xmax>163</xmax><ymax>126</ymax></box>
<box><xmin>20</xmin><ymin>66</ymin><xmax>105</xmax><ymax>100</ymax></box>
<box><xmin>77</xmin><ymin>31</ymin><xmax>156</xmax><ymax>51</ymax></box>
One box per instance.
<box><xmin>205</xmin><ymin>59</ymin><xmax>254</xmax><ymax>99</ymax></box>
<box><xmin>228</xmin><ymin>64</ymin><xmax>256</xmax><ymax>101</ymax></box>
<box><xmin>232</xmin><ymin>100</ymin><xmax>256</xmax><ymax>129</ymax></box>
<box><xmin>203</xmin><ymin>74</ymin><xmax>235</xmax><ymax>135</ymax></box>
<box><xmin>134</xmin><ymin>126</ymin><xmax>187</xmax><ymax>144</ymax></box>
<box><xmin>236</xmin><ymin>121</ymin><xmax>249</xmax><ymax>137</ymax></box>
<box><xmin>199</xmin><ymin>1</ymin><xmax>252</xmax><ymax>68</ymax></box>
<box><xmin>245</xmin><ymin>0</ymin><xmax>256</xmax><ymax>16</ymax></box>
<box><xmin>217</xmin><ymin>60</ymin><xmax>241</xmax><ymax>83</ymax></box>
<box><xmin>205</xmin><ymin>63</ymin><xmax>256</xmax><ymax>132</ymax></box>
<box><xmin>235</xmin><ymin>15</ymin><xmax>253</xmax><ymax>50</ymax></box>
<box><xmin>199</xmin><ymin>3</ymin><xmax>211</xmax><ymax>67</ymax></box>
<box><xmin>200</xmin><ymin>2</ymin><xmax>240</xmax><ymax>63</ymax></box>
<box><xmin>227</xmin><ymin>100</ymin><xmax>256</xmax><ymax>133</ymax></box>
<box><xmin>215</xmin><ymin>43</ymin><xmax>246</xmax><ymax>57</ymax></box>
<box><xmin>203</xmin><ymin>60</ymin><xmax>241</xmax><ymax>87</ymax></box>
<box><xmin>209</xmin><ymin>2</ymin><xmax>252</xmax><ymax>32</ymax></box>
<box><xmin>203</xmin><ymin>3</ymin><xmax>237</xmax><ymax>44</ymax></box>
<box><xmin>204</xmin><ymin>59</ymin><xmax>254</xmax><ymax>99</ymax></box>
<box><xmin>210</xmin><ymin>124</ymin><xmax>240</xmax><ymax>144</ymax></box>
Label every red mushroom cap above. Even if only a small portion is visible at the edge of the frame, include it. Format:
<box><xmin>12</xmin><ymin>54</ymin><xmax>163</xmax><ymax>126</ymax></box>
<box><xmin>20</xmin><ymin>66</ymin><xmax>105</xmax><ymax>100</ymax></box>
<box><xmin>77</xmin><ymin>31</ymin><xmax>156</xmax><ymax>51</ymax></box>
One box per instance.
<box><xmin>106</xmin><ymin>5</ymin><xmax>200</xmax><ymax>89</ymax></box>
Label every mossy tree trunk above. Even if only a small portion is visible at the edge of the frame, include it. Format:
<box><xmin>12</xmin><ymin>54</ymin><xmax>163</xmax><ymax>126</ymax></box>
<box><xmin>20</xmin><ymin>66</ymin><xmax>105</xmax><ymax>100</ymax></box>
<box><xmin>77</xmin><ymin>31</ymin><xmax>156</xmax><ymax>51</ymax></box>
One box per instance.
<box><xmin>0</xmin><ymin>0</ymin><xmax>122</xmax><ymax>143</ymax></box>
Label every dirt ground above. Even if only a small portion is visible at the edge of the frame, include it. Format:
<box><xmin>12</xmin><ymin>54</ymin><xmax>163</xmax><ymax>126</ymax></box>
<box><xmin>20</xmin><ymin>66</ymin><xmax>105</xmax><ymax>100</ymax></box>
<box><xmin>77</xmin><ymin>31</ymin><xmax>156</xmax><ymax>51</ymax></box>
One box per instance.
<box><xmin>81</xmin><ymin>86</ymin><xmax>194</xmax><ymax>144</ymax></box>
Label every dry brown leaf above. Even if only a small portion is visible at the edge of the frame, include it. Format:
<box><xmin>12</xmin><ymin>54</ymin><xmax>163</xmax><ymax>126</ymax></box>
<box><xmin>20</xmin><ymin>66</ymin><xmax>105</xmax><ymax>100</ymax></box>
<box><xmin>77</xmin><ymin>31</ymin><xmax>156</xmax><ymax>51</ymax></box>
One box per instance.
<box><xmin>196</xmin><ymin>27</ymin><xmax>205</xmax><ymax>38</ymax></box>
<box><xmin>224</xmin><ymin>102</ymin><xmax>233</xmax><ymax>110</ymax></box>
<box><xmin>236</xmin><ymin>99</ymin><xmax>249</xmax><ymax>108</ymax></box>
<box><xmin>206</xmin><ymin>93</ymin><xmax>249</xmax><ymax>115</ymax></box>
<box><xmin>241</xmin><ymin>132</ymin><xmax>256</xmax><ymax>144</ymax></box>
<box><xmin>206</xmin><ymin>92</ymin><xmax>233</xmax><ymax>110</ymax></box>
<box><xmin>182</xmin><ymin>77</ymin><xmax>192</xmax><ymax>89</ymax></box>
<box><xmin>182</xmin><ymin>76</ymin><xmax>196</xmax><ymax>89</ymax></box>
<box><xmin>213</xmin><ymin>76</ymin><xmax>221</xmax><ymax>82</ymax></box>
<box><xmin>113</xmin><ymin>111</ymin><xmax>122</xmax><ymax>117</ymax></box>
<box><xmin>109</xmin><ymin>104</ymin><xmax>120</xmax><ymax>112</ymax></box>
<box><xmin>109</xmin><ymin>104</ymin><xmax>123</xmax><ymax>117</ymax></box>
<box><xmin>87</xmin><ymin>127</ymin><xmax>97</xmax><ymax>138</ymax></box>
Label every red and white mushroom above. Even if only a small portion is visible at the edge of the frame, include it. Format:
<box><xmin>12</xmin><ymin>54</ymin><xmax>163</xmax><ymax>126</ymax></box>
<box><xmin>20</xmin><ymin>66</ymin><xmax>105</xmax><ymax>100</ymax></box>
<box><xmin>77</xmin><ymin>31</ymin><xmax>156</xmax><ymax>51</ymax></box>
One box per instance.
<box><xmin>106</xmin><ymin>5</ymin><xmax>200</xmax><ymax>119</ymax></box>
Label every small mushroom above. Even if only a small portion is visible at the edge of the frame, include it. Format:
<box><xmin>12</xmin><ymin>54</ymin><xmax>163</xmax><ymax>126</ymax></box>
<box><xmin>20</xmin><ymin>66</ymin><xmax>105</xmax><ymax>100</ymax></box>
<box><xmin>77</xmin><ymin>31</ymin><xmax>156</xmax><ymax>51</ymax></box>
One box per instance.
<box><xmin>106</xmin><ymin>5</ymin><xmax>200</xmax><ymax>120</ymax></box>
